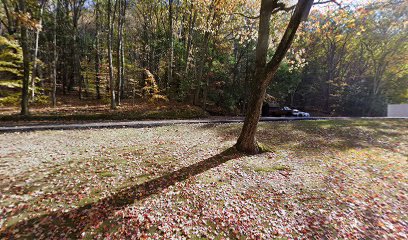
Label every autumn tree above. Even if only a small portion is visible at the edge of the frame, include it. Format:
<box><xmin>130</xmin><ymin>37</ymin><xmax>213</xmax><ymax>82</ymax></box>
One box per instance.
<box><xmin>236</xmin><ymin>0</ymin><xmax>314</xmax><ymax>154</ymax></box>
<box><xmin>294</xmin><ymin>0</ymin><xmax>407</xmax><ymax>116</ymax></box>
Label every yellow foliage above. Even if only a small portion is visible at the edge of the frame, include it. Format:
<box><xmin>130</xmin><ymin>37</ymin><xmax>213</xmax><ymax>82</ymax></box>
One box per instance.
<box><xmin>149</xmin><ymin>94</ymin><xmax>169</xmax><ymax>103</ymax></box>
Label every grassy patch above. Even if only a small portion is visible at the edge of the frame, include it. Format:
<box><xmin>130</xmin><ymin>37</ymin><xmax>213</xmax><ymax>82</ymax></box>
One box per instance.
<box><xmin>254</xmin><ymin>164</ymin><xmax>291</xmax><ymax>173</ymax></box>
<box><xmin>98</xmin><ymin>171</ymin><xmax>116</xmax><ymax>178</ymax></box>
<box><xmin>258</xmin><ymin>142</ymin><xmax>274</xmax><ymax>153</ymax></box>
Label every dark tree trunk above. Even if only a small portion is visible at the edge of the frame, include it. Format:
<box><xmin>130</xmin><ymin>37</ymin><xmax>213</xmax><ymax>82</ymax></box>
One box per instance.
<box><xmin>236</xmin><ymin>0</ymin><xmax>314</xmax><ymax>154</ymax></box>
<box><xmin>1</xmin><ymin>0</ymin><xmax>17</xmax><ymax>35</ymax></box>
<box><xmin>19</xmin><ymin>0</ymin><xmax>30</xmax><ymax>116</ymax></box>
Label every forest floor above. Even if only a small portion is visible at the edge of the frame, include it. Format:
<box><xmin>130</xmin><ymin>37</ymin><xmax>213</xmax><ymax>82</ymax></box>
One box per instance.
<box><xmin>0</xmin><ymin>95</ymin><xmax>209</xmax><ymax>126</ymax></box>
<box><xmin>0</xmin><ymin>120</ymin><xmax>407</xmax><ymax>239</ymax></box>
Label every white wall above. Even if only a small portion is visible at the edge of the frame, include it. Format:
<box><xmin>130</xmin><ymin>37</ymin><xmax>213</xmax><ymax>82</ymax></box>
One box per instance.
<box><xmin>387</xmin><ymin>104</ymin><xmax>408</xmax><ymax>117</ymax></box>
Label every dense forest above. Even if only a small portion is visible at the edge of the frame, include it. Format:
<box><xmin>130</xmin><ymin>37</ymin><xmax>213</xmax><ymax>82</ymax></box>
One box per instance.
<box><xmin>0</xmin><ymin>0</ymin><xmax>407</xmax><ymax>116</ymax></box>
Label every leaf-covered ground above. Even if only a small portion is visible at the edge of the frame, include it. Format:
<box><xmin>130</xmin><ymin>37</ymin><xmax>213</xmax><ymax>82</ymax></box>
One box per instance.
<box><xmin>0</xmin><ymin>95</ymin><xmax>208</xmax><ymax>126</ymax></box>
<box><xmin>0</xmin><ymin>120</ymin><xmax>407</xmax><ymax>239</ymax></box>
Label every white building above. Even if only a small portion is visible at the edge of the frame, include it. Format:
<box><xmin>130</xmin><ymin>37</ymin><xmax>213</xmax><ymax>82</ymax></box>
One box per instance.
<box><xmin>387</xmin><ymin>104</ymin><xmax>408</xmax><ymax>117</ymax></box>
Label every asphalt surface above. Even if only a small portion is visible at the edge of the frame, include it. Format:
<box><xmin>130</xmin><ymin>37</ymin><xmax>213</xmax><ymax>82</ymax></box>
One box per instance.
<box><xmin>0</xmin><ymin>117</ymin><xmax>406</xmax><ymax>133</ymax></box>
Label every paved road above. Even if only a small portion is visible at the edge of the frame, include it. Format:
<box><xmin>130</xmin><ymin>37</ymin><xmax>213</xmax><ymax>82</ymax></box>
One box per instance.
<box><xmin>0</xmin><ymin>117</ymin><xmax>406</xmax><ymax>133</ymax></box>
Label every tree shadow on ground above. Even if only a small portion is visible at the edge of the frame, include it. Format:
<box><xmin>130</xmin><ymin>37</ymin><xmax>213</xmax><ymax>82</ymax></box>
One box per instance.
<box><xmin>0</xmin><ymin>148</ymin><xmax>242</xmax><ymax>239</ymax></box>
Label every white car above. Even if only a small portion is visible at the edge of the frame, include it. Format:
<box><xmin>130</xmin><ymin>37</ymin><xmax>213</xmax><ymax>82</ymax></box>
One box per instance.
<box><xmin>291</xmin><ymin>109</ymin><xmax>310</xmax><ymax>117</ymax></box>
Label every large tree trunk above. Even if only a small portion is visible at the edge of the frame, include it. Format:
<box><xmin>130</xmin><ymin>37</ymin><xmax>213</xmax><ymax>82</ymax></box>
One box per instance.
<box><xmin>107</xmin><ymin>0</ymin><xmax>117</xmax><ymax>109</ymax></box>
<box><xmin>30</xmin><ymin>0</ymin><xmax>45</xmax><ymax>101</ymax></box>
<box><xmin>236</xmin><ymin>0</ymin><xmax>314</xmax><ymax>154</ymax></box>
<box><xmin>19</xmin><ymin>0</ymin><xmax>30</xmax><ymax>116</ymax></box>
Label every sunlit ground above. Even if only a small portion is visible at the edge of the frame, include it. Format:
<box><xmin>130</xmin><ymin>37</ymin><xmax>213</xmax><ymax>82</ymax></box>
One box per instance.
<box><xmin>0</xmin><ymin>120</ymin><xmax>407</xmax><ymax>239</ymax></box>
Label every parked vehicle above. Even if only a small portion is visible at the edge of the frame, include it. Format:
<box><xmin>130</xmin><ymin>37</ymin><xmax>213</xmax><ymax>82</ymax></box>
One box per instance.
<box><xmin>291</xmin><ymin>109</ymin><xmax>310</xmax><ymax>117</ymax></box>
<box><xmin>262</xmin><ymin>103</ymin><xmax>310</xmax><ymax>117</ymax></box>
<box><xmin>262</xmin><ymin>104</ymin><xmax>292</xmax><ymax>117</ymax></box>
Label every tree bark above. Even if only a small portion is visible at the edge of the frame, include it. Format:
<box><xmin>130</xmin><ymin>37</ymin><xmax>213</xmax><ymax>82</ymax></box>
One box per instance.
<box><xmin>194</xmin><ymin>31</ymin><xmax>210</xmax><ymax>106</ymax></box>
<box><xmin>167</xmin><ymin>0</ymin><xmax>174</xmax><ymax>91</ymax></box>
<box><xmin>30</xmin><ymin>0</ymin><xmax>45</xmax><ymax>101</ymax></box>
<box><xmin>52</xmin><ymin>0</ymin><xmax>58</xmax><ymax>107</ymax></box>
<box><xmin>107</xmin><ymin>0</ymin><xmax>117</xmax><ymax>109</ymax></box>
<box><xmin>1</xmin><ymin>0</ymin><xmax>17</xmax><ymax>35</ymax></box>
<box><xmin>72</xmin><ymin>1</ymin><xmax>84</xmax><ymax>99</ymax></box>
<box><xmin>95</xmin><ymin>0</ymin><xmax>101</xmax><ymax>99</ymax></box>
<box><xmin>194</xmin><ymin>4</ymin><xmax>216</xmax><ymax>106</ymax></box>
<box><xmin>184</xmin><ymin>5</ymin><xmax>196</xmax><ymax>75</ymax></box>
<box><xmin>19</xmin><ymin>0</ymin><xmax>30</xmax><ymax>116</ymax></box>
<box><xmin>116</xmin><ymin>0</ymin><xmax>123</xmax><ymax>105</ymax></box>
<box><xmin>236</xmin><ymin>0</ymin><xmax>314</xmax><ymax>154</ymax></box>
<box><xmin>120</xmin><ymin>0</ymin><xmax>126</xmax><ymax>99</ymax></box>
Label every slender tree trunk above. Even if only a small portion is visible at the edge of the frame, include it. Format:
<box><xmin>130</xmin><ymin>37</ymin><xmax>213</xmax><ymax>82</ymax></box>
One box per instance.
<box><xmin>236</xmin><ymin>0</ymin><xmax>314</xmax><ymax>154</ymax></box>
<box><xmin>52</xmin><ymin>0</ymin><xmax>58</xmax><ymax>107</ymax></box>
<box><xmin>73</xmin><ymin>23</ymin><xmax>81</xmax><ymax>98</ymax></box>
<box><xmin>72</xmin><ymin>1</ymin><xmax>84</xmax><ymax>99</ymax></box>
<box><xmin>116</xmin><ymin>0</ymin><xmax>125</xmax><ymax>105</ymax></box>
<box><xmin>116</xmin><ymin>0</ymin><xmax>122</xmax><ymax>105</ymax></box>
<box><xmin>185</xmin><ymin>6</ymin><xmax>196</xmax><ymax>75</ymax></box>
<box><xmin>325</xmin><ymin>42</ymin><xmax>335</xmax><ymax>113</ymax></box>
<box><xmin>194</xmin><ymin>1</ymin><xmax>216</xmax><ymax>107</ymax></box>
<box><xmin>108</xmin><ymin>0</ymin><xmax>117</xmax><ymax>109</ymax></box>
<box><xmin>194</xmin><ymin>31</ymin><xmax>210</xmax><ymax>106</ymax></box>
<box><xmin>201</xmin><ymin>54</ymin><xmax>214</xmax><ymax>109</ymax></box>
<box><xmin>95</xmin><ymin>0</ymin><xmax>101</xmax><ymax>99</ymax></box>
<box><xmin>1</xmin><ymin>0</ymin><xmax>17</xmax><ymax>35</ymax></box>
<box><xmin>120</xmin><ymin>0</ymin><xmax>126</xmax><ymax>99</ymax></box>
<box><xmin>167</xmin><ymin>0</ymin><xmax>174</xmax><ymax>91</ymax></box>
<box><xmin>19</xmin><ymin>0</ymin><xmax>30</xmax><ymax>115</ymax></box>
<box><xmin>120</xmin><ymin>28</ymin><xmax>125</xmax><ymax>98</ymax></box>
<box><xmin>30</xmin><ymin>0</ymin><xmax>45</xmax><ymax>101</ymax></box>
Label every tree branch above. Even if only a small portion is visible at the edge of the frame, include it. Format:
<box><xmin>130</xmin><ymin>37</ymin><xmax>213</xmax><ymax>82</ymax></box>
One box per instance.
<box><xmin>234</xmin><ymin>0</ymin><xmax>341</xmax><ymax>20</ymax></box>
